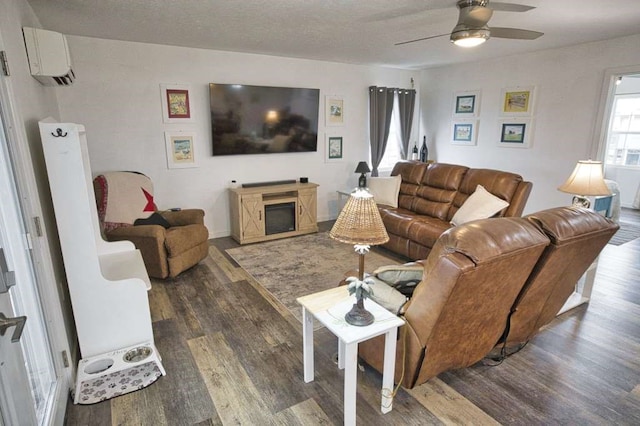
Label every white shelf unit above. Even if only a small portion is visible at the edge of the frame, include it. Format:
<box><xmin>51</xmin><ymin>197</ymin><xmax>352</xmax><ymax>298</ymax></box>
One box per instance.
<box><xmin>39</xmin><ymin>120</ymin><xmax>165</xmax><ymax>404</ymax></box>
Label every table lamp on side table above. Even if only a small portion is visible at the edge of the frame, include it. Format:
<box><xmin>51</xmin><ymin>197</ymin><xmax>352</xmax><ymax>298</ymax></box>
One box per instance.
<box><xmin>354</xmin><ymin>161</ymin><xmax>371</xmax><ymax>188</ymax></box>
<box><xmin>329</xmin><ymin>188</ymin><xmax>389</xmax><ymax>326</ymax></box>
<box><xmin>558</xmin><ymin>160</ymin><xmax>611</xmax><ymax>208</ymax></box>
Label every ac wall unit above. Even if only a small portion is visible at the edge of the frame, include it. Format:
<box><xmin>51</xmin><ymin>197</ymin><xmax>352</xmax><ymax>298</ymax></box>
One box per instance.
<box><xmin>23</xmin><ymin>27</ymin><xmax>75</xmax><ymax>86</ymax></box>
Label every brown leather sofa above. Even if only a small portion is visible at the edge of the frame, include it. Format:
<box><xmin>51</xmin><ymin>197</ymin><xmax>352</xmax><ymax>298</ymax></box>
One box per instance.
<box><xmin>498</xmin><ymin>206</ymin><xmax>619</xmax><ymax>351</ymax></box>
<box><xmin>380</xmin><ymin>161</ymin><xmax>532</xmax><ymax>260</ymax></box>
<box><xmin>359</xmin><ymin>206</ymin><xmax>617</xmax><ymax>388</ymax></box>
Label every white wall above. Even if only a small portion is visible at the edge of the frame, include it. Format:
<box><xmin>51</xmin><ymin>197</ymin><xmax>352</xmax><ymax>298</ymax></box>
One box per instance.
<box><xmin>57</xmin><ymin>36</ymin><xmax>418</xmax><ymax>237</ymax></box>
<box><xmin>420</xmin><ymin>34</ymin><xmax>640</xmax><ymax>214</ymax></box>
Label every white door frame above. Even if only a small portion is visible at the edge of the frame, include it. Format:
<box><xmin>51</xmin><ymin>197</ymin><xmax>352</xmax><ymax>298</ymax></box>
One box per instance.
<box><xmin>0</xmin><ymin>33</ymin><xmax>71</xmax><ymax>424</ymax></box>
<box><xmin>0</xmin><ymin>128</ymin><xmax>39</xmax><ymax>425</ymax></box>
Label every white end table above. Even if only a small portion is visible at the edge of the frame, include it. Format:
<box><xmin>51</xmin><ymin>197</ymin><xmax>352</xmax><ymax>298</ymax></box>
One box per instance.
<box><xmin>297</xmin><ymin>286</ymin><xmax>405</xmax><ymax>426</ymax></box>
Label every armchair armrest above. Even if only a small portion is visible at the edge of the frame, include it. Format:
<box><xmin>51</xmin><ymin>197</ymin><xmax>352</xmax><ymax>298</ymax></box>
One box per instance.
<box><xmin>107</xmin><ymin>224</ymin><xmax>166</xmax><ymax>240</ymax></box>
<box><xmin>159</xmin><ymin>209</ymin><xmax>205</xmax><ymax>226</ymax></box>
<box><xmin>106</xmin><ymin>225</ymin><xmax>169</xmax><ymax>279</ymax></box>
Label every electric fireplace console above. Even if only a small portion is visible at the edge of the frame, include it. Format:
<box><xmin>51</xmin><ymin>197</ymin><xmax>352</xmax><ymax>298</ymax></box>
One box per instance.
<box><xmin>229</xmin><ymin>182</ymin><xmax>318</xmax><ymax>244</ymax></box>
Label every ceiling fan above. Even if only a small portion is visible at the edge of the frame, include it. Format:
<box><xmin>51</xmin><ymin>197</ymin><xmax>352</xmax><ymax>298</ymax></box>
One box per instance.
<box><xmin>395</xmin><ymin>0</ymin><xmax>544</xmax><ymax>47</ymax></box>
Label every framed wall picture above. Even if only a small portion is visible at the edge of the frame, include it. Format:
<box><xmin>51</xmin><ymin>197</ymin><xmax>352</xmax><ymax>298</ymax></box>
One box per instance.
<box><xmin>451</xmin><ymin>120</ymin><xmax>478</xmax><ymax>145</ymax></box>
<box><xmin>160</xmin><ymin>84</ymin><xmax>194</xmax><ymax>123</ymax></box>
<box><xmin>325</xmin><ymin>96</ymin><xmax>344</xmax><ymax>126</ymax></box>
<box><xmin>498</xmin><ymin>119</ymin><xmax>533</xmax><ymax>148</ymax></box>
<box><xmin>452</xmin><ymin>90</ymin><xmax>481</xmax><ymax>117</ymax></box>
<box><xmin>165</xmin><ymin>131</ymin><xmax>197</xmax><ymax>168</ymax></box>
<box><xmin>500</xmin><ymin>86</ymin><xmax>535</xmax><ymax>116</ymax></box>
<box><xmin>325</xmin><ymin>135</ymin><xmax>343</xmax><ymax>162</ymax></box>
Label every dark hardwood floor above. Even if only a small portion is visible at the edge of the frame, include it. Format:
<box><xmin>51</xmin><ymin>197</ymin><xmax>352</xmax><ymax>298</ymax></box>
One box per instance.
<box><xmin>65</xmin><ymin>219</ymin><xmax>640</xmax><ymax>425</ymax></box>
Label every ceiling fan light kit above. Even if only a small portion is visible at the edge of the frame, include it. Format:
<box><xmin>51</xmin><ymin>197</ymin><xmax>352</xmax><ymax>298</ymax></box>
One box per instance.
<box><xmin>395</xmin><ymin>0</ymin><xmax>542</xmax><ymax>48</ymax></box>
<box><xmin>451</xmin><ymin>28</ymin><xmax>490</xmax><ymax>47</ymax></box>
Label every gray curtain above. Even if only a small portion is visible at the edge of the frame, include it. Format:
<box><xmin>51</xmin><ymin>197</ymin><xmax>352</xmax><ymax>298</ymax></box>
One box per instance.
<box><xmin>397</xmin><ymin>89</ymin><xmax>416</xmax><ymax>160</ymax></box>
<box><xmin>369</xmin><ymin>86</ymin><xmax>395</xmax><ymax>176</ymax></box>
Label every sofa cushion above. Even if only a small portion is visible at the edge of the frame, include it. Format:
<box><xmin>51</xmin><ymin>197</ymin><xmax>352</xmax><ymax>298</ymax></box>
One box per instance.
<box><xmin>368</xmin><ymin>175</ymin><xmax>402</xmax><ymax>207</ymax></box>
<box><xmin>391</xmin><ymin>161</ymin><xmax>428</xmax><ymax>210</ymax></box>
<box><xmin>413</xmin><ymin>163</ymin><xmax>468</xmax><ymax>220</ymax></box>
<box><xmin>449</xmin><ymin>168</ymin><xmax>522</xmax><ymax>220</ymax></box>
<box><xmin>450</xmin><ymin>185</ymin><xmax>510</xmax><ymax>226</ymax></box>
<box><xmin>408</xmin><ymin>216</ymin><xmax>453</xmax><ymax>247</ymax></box>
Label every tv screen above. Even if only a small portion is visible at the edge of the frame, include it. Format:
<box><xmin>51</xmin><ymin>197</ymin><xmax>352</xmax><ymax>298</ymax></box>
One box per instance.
<box><xmin>209</xmin><ymin>83</ymin><xmax>320</xmax><ymax>156</ymax></box>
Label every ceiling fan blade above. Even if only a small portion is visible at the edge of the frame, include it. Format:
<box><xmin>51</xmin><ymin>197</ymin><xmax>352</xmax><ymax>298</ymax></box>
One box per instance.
<box><xmin>461</xmin><ymin>6</ymin><xmax>493</xmax><ymax>27</ymax></box>
<box><xmin>489</xmin><ymin>2</ymin><xmax>536</xmax><ymax>13</ymax></box>
<box><xmin>490</xmin><ymin>27</ymin><xmax>544</xmax><ymax>40</ymax></box>
<box><xmin>395</xmin><ymin>33</ymin><xmax>449</xmax><ymax>46</ymax></box>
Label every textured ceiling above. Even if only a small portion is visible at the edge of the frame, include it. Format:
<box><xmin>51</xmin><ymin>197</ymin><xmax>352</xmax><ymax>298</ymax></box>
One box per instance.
<box><xmin>25</xmin><ymin>0</ymin><xmax>640</xmax><ymax>70</ymax></box>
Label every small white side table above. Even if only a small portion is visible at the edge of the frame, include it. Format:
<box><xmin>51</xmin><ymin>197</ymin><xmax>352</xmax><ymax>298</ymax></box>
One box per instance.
<box><xmin>337</xmin><ymin>189</ymin><xmax>352</xmax><ymax>208</ymax></box>
<box><xmin>297</xmin><ymin>286</ymin><xmax>405</xmax><ymax>426</ymax></box>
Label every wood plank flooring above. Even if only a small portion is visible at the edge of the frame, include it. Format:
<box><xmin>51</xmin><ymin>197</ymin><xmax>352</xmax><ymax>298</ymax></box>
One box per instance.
<box><xmin>65</xmin><ymin>221</ymin><xmax>640</xmax><ymax>425</ymax></box>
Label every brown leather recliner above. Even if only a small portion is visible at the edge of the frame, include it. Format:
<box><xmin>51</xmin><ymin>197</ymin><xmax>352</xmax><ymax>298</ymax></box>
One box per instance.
<box><xmin>93</xmin><ymin>171</ymin><xmax>209</xmax><ymax>279</ymax></box>
<box><xmin>498</xmin><ymin>206</ymin><xmax>619</xmax><ymax>351</ymax></box>
<box><xmin>359</xmin><ymin>216</ymin><xmax>550</xmax><ymax>388</ymax></box>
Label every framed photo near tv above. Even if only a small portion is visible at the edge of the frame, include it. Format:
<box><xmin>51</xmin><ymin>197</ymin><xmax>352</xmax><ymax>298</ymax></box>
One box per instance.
<box><xmin>500</xmin><ymin>86</ymin><xmax>535</xmax><ymax>116</ymax></box>
<box><xmin>452</xmin><ymin>91</ymin><xmax>480</xmax><ymax>118</ymax></box>
<box><xmin>325</xmin><ymin>135</ymin><xmax>343</xmax><ymax>162</ymax></box>
<box><xmin>498</xmin><ymin>119</ymin><xmax>533</xmax><ymax>148</ymax></box>
<box><xmin>451</xmin><ymin>120</ymin><xmax>478</xmax><ymax>146</ymax></box>
<box><xmin>160</xmin><ymin>84</ymin><xmax>194</xmax><ymax>123</ymax></box>
<box><xmin>165</xmin><ymin>131</ymin><xmax>197</xmax><ymax>168</ymax></box>
<box><xmin>325</xmin><ymin>96</ymin><xmax>344</xmax><ymax>126</ymax></box>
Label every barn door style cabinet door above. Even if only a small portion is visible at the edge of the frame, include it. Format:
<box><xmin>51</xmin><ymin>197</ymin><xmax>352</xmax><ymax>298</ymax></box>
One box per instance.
<box><xmin>239</xmin><ymin>193</ymin><xmax>264</xmax><ymax>240</ymax></box>
<box><xmin>297</xmin><ymin>187</ymin><xmax>318</xmax><ymax>233</ymax></box>
<box><xmin>229</xmin><ymin>182</ymin><xmax>318</xmax><ymax>244</ymax></box>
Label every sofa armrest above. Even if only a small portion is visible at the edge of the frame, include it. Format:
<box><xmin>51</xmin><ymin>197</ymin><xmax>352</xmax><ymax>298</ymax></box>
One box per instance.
<box><xmin>505</xmin><ymin>181</ymin><xmax>532</xmax><ymax>217</ymax></box>
<box><xmin>159</xmin><ymin>209</ymin><xmax>205</xmax><ymax>226</ymax></box>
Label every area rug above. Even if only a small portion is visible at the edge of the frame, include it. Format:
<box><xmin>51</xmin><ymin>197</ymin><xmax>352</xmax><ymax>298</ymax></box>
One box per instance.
<box><xmin>226</xmin><ymin>232</ymin><xmax>401</xmax><ymax>324</ymax></box>
<box><xmin>608</xmin><ymin>221</ymin><xmax>640</xmax><ymax>246</ymax></box>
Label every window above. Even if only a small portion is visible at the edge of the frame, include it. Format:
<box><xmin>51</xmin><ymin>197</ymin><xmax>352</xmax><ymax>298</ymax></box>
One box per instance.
<box><xmin>605</xmin><ymin>94</ymin><xmax>640</xmax><ymax>167</ymax></box>
<box><xmin>377</xmin><ymin>92</ymin><xmax>404</xmax><ymax>171</ymax></box>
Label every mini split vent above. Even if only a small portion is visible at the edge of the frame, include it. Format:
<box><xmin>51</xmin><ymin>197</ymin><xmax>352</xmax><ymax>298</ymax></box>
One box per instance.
<box><xmin>23</xmin><ymin>27</ymin><xmax>75</xmax><ymax>86</ymax></box>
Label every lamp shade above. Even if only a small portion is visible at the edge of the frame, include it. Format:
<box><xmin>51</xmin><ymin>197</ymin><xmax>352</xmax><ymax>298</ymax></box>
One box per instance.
<box><xmin>558</xmin><ymin>160</ymin><xmax>611</xmax><ymax>196</ymax></box>
<box><xmin>329</xmin><ymin>189</ymin><xmax>389</xmax><ymax>246</ymax></box>
<box><xmin>354</xmin><ymin>161</ymin><xmax>371</xmax><ymax>174</ymax></box>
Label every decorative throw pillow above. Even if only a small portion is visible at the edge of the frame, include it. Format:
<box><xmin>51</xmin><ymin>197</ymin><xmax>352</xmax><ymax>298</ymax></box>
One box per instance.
<box><xmin>373</xmin><ymin>262</ymin><xmax>423</xmax><ymax>297</ymax></box>
<box><xmin>368</xmin><ymin>175</ymin><xmax>402</xmax><ymax>208</ymax></box>
<box><xmin>367</xmin><ymin>276</ymin><xmax>409</xmax><ymax>315</ymax></box>
<box><xmin>450</xmin><ymin>184</ymin><xmax>510</xmax><ymax>226</ymax></box>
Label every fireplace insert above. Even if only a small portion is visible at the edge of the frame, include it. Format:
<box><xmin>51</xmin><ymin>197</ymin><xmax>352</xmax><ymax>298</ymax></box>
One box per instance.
<box><xmin>265</xmin><ymin>202</ymin><xmax>296</xmax><ymax>235</ymax></box>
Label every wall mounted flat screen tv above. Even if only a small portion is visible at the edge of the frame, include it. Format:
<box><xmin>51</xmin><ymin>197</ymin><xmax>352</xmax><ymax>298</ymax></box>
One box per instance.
<box><xmin>209</xmin><ymin>83</ymin><xmax>320</xmax><ymax>156</ymax></box>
